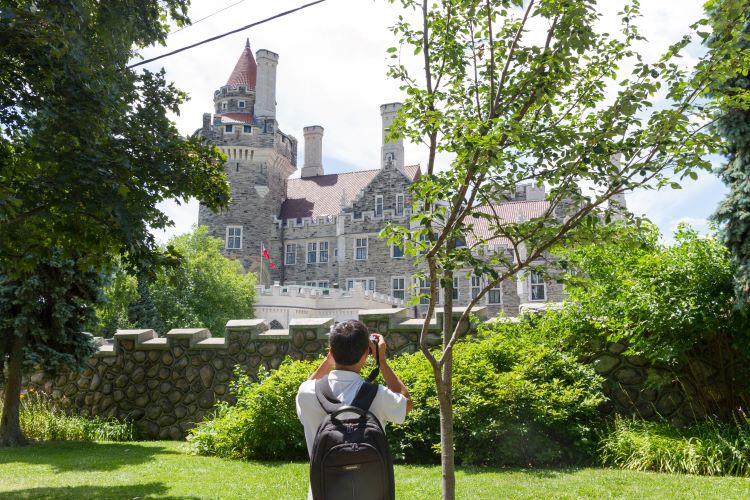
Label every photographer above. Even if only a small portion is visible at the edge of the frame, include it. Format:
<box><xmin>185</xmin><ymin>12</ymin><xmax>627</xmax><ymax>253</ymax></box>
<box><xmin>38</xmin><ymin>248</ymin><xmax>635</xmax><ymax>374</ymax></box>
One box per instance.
<box><xmin>296</xmin><ymin>319</ymin><xmax>412</xmax><ymax>500</ymax></box>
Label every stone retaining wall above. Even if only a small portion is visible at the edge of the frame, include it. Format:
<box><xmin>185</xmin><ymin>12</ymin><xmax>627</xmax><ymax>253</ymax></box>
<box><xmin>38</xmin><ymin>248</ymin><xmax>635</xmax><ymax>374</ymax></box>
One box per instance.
<box><xmin>23</xmin><ymin>308</ymin><xmax>482</xmax><ymax>440</ymax></box>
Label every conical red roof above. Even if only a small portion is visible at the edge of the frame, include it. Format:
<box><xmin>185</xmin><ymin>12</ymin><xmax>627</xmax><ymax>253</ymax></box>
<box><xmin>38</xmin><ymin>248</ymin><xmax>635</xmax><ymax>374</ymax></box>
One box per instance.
<box><xmin>226</xmin><ymin>39</ymin><xmax>257</xmax><ymax>89</ymax></box>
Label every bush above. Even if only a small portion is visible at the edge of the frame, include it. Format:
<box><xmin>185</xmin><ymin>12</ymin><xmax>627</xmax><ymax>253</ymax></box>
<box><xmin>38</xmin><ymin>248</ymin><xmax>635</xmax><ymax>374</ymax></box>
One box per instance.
<box><xmin>388</xmin><ymin>322</ymin><xmax>604</xmax><ymax>466</ymax></box>
<box><xmin>599</xmin><ymin>415</ymin><xmax>750</xmax><ymax>476</ymax></box>
<box><xmin>187</xmin><ymin>360</ymin><xmax>317</xmax><ymax>460</ymax></box>
<box><xmin>1</xmin><ymin>389</ymin><xmax>136</xmax><ymax>442</ymax></box>
<box><xmin>188</xmin><ymin>325</ymin><xmax>604</xmax><ymax>467</ymax></box>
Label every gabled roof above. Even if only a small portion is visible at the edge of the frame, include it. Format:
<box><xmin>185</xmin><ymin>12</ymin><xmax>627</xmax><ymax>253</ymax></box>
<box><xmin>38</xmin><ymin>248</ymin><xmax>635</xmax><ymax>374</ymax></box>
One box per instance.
<box><xmin>226</xmin><ymin>39</ymin><xmax>257</xmax><ymax>89</ymax></box>
<box><xmin>281</xmin><ymin>165</ymin><xmax>421</xmax><ymax>220</ymax></box>
<box><xmin>466</xmin><ymin>201</ymin><xmax>551</xmax><ymax>246</ymax></box>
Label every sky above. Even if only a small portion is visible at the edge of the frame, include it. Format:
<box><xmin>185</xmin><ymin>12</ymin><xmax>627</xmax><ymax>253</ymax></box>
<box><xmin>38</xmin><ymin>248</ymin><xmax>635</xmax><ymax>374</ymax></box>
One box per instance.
<box><xmin>133</xmin><ymin>0</ymin><xmax>728</xmax><ymax>245</ymax></box>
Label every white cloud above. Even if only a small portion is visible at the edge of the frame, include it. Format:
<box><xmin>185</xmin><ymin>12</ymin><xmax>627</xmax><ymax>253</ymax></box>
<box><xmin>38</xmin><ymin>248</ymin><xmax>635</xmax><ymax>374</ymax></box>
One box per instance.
<box><xmin>138</xmin><ymin>0</ymin><xmax>724</xmax><ymax>245</ymax></box>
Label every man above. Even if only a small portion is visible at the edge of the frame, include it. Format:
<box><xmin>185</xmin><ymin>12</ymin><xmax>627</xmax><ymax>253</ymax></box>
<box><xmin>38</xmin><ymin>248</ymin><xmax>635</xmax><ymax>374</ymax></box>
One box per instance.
<box><xmin>296</xmin><ymin>320</ymin><xmax>413</xmax><ymax>498</ymax></box>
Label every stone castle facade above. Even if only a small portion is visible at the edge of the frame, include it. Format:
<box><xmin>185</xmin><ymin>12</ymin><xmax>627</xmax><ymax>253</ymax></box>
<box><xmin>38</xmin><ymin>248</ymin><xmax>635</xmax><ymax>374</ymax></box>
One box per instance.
<box><xmin>198</xmin><ymin>41</ymin><xmax>569</xmax><ymax>320</ymax></box>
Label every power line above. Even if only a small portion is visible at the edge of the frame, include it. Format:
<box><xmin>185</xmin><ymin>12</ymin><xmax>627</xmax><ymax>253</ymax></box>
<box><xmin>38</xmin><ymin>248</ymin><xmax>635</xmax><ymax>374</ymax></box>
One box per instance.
<box><xmin>128</xmin><ymin>0</ymin><xmax>327</xmax><ymax>69</ymax></box>
<box><xmin>169</xmin><ymin>0</ymin><xmax>249</xmax><ymax>37</ymax></box>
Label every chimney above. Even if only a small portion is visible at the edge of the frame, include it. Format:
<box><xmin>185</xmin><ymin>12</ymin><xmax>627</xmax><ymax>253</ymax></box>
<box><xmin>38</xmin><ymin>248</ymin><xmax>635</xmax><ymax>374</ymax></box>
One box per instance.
<box><xmin>301</xmin><ymin>126</ymin><xmax>324</xmax><ymax>178</ymax></box>
<box><xmin>380</xmin><ymin>103</ymin><xmax>404</xmax><ymax>171</ymax></box>
<box><xmin>202</xmin><ymin>113</ymin><xmax>212</xmax><ymax>136</ymax></box>
<box><xmin>254</xmin><ymin>49</ymin><xmax>279</xmax><ymax>118</ymax></box>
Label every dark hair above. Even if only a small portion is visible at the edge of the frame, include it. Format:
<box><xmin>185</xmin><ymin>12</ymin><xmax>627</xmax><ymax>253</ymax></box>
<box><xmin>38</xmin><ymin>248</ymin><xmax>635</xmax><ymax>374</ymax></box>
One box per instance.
<box><xmin>329</xmin><ymin>320</ymin><xmax>370</xmax><ymax>365</ymax></box>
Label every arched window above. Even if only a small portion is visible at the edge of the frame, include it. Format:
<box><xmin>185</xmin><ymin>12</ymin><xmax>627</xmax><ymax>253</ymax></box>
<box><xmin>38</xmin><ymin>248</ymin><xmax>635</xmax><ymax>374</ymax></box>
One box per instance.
<box><xmin>269</xmin><ymin>320</ymin><xmax>284</xmax><ymax>330</ymax></box>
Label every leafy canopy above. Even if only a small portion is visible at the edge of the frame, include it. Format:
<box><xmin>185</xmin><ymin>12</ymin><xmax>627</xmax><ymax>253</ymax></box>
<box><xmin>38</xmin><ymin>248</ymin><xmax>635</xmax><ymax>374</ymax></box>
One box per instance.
<box><xmin>95</xmin><ymin>227</ymin><xmax>256</xmax><ymax>337</ymax></box>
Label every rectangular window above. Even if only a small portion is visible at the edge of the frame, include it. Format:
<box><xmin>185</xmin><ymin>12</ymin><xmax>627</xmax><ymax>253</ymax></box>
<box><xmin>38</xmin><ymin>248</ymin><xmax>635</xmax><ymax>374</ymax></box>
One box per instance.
<box><xmin>452</xmin><ymin>276</ymin><xmax>459</xmax><ymax>301</ymax></box>
<box><xmin>285</xmin><ymin>244</ymin><xmax>296</xmax><ymax>266</ymax></box>
<box><xmin>471</xmin><ymin>275</ymin><xmax>481</xmax><ymax>299</ymax></box>
<box><xmin>375</xmin><ymin>195</ymin><xmax>384</xmax><ymax>217</ymax></box>
<box><xmin>305</xmin><ymin>281</ymin><xmax>329</xmax><ymax>288</ymax></box>
<box><xmin>391</xmin><ymin>277</ymin><xmax>406</xmax><ymax>300</ymax></box>
<box><xmin>319</xmin><ymin>241</ymin><xmax>329</xmax><ymax>263</ymax></box>
<box><xmin>222</xmin><ymin>101</ymin><xmax>227</xmax><ymax>109</ymax></box>
<box><xmin>307</xmin><ymin>242</ymin><xmax>317</xmax><ymax>264</ymax></box>
<box><xmin>418</xmin><ymin>278</ymin><xmax>431</xmax><ymax>305</ymax></box>
<box><xmin>243</xmin><ymin>125</ymin><xmax>252</xmax><ymax>133</ymax></box>
<box><xmin>396</xmin><ymin>193</ymin><xmax>405</xmax><ymax>216</ymax></box>
<box><xmin>347</xmin><ymin>278</ymin><xmax>376</xmax><ymax>291</ymax></box>
<box><xmin>239</xmin><ymin>101</ymin><xmax>246</xmax><ymax>109</ymax></box>
<box><xmin>225</xmin><ymin>226</ymin><xmax>242</xmax><ymax>250</ymax></box>
<box><xmin>355</xmin><ymin>237</ymin><xmax>368</xmax><ymax>260</ymax></box>
<box><xmin>488</xmin><ymin>280</ymin><xmax>502</xmax><ymax>305</ymax></box>
<box><xmin>530</xmin><ymin>271</ymin><xmax>546</xmax><ymax>301</ymax></box>
<box><xmin>391</xmin><ymin>241</ymin><xmax>404</xmax><ymax>259</ymax></box>
<box><xmin>225</xmin><ymin>124</ymin><xmax>233</xmax><ymax>132</ymax></box>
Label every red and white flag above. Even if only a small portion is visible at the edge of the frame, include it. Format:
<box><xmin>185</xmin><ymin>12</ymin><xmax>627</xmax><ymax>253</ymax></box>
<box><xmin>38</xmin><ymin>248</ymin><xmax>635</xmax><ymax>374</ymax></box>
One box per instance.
<box><xmin>261</xmin><ymin>244</ymin><xmax>277</xmax><ymax>269</ymax></box>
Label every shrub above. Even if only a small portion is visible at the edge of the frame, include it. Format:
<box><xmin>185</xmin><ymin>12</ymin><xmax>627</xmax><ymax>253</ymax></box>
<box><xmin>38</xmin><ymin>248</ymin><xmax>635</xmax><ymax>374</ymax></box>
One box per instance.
<box><xmin>0</xmin><ymin>389</ymin><xmax>136</xmax><ymax>442</ymax></box>
<box><xmin>187</xmin><ymin>360</ymin><xmax>317</xmax><ymax>460</ymax></box>
<box><xmin>599</xmin><ymin>415</ymin><xmax>750</xmax><ymax>476</ymax></box>
<box><xmin>388</xmin><ymin>323</ymin><xmax>604</xmax><ymax>466</ymax></box>
<box><xmin>188</xmin><ymin>325</ymin><xmax>604</xmax><ymax>467</ymax></box>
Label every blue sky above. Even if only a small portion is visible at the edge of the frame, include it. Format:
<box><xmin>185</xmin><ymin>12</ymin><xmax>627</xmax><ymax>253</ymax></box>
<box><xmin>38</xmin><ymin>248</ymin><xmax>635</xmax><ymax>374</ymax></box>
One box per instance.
<box><xmin>134</xmin><ymin>0</ymin><xmax>729</xmax><ymax>245</ymax></box>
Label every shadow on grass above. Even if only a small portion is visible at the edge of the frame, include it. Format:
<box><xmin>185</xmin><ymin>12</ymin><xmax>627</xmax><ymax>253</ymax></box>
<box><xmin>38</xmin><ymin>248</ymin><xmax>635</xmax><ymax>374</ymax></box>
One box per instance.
<box><xmin>0</xmin><ymin>441</ymin><xmax>179</xmax><ymax>473</ymax></box>
<box><xmin>5</xmin><ymin>482</ymin><xmax>199</xmax><ymax>499</ymax></box>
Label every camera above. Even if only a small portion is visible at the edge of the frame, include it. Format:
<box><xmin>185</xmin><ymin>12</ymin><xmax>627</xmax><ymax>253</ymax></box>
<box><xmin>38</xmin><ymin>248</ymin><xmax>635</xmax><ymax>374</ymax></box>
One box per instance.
<box><xmin>370</xmin><ymin>334</ymin><xmax>378</xmax><ymax>343</ymax></box>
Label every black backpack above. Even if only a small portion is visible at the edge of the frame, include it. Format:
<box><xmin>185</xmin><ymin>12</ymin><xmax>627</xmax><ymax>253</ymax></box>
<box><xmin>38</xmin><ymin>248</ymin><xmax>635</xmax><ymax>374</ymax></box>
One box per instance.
<box><xmin>310</xmin><ymin>376</ymin><xmax>395</xmax><ymax>500</ymax></box>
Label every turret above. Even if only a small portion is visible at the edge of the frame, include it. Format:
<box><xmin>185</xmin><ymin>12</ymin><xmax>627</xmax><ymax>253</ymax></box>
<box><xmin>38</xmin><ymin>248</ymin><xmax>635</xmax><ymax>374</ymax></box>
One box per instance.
<box><xmin>301</xmin><ymin>125</ymin><xmax>324</xmax><ymax>178</ymax></box>
<box><xmin>255</xmin><ymin>49</ymin><xmax>279</xmax><ymax>119</ymax></box>
<box><xmin>380</xmin><ymin>102</ymin><xmax>404</xmax><ymax>171</ymax></box>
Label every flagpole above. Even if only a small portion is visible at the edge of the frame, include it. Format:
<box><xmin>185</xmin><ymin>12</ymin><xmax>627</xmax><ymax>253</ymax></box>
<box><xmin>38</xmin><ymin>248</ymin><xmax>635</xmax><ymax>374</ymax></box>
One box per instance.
<box><xmin>259</xmin><ymin>241</ymin><xmax>265</xmax><ymax>287</ymax></box>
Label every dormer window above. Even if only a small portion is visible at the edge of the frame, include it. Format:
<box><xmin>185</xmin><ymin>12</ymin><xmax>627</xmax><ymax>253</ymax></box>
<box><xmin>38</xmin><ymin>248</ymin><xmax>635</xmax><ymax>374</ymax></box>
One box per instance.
<box><xmin>225</xmin><ymin>125</ymin><xmax>233</xmax><ymax>133</ymax></box>
<box><xmin>238</xmin><ymin>101</ymin><xmax>246</xmax><ymax>109</ymax></box>
<box><xmin>239</xmin><ymin>86</ymin><xmax>246</xmax><ymax>93</ymax></box>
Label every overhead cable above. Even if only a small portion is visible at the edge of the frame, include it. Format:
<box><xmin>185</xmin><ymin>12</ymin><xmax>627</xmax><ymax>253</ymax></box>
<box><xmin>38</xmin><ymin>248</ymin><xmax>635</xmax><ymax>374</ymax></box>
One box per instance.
<box><xmin>128</xmin><ymin>0</ymin><xmax>327</xmax><ymax>69</ymax></box>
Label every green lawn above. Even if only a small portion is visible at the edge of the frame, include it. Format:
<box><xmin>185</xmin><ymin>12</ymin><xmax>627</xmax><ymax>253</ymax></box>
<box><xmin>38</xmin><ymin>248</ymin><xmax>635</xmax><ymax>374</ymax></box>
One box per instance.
<box><xmin>0</xmin><ymin>441</ymin><xmax>749</xmax><ymax>499</ymax></box>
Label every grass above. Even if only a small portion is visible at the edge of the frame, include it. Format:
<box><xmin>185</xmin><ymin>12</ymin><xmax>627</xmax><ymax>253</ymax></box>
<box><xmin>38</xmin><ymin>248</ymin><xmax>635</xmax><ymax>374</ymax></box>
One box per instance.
<box><xmin>1</xmin><ymin>441</ymin><xmax>749</xmax><ymax>499</ymax></box>
<box><xmin>2</xmin><ymin>390</ymin><xmax>136</xmax><ymax>442</ymax></box>
<box><xmin>599</xmin><ymin>415</ymin><xmax>750</xmax><ymax>476</ymax></box>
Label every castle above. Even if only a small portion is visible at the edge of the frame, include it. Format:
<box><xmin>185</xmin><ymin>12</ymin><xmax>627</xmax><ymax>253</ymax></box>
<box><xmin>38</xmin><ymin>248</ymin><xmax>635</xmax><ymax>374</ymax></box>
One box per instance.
<box><xmin>197</xmin><ymin>41</ymin><xmax>569</xmax><ymax>320</ymax></box>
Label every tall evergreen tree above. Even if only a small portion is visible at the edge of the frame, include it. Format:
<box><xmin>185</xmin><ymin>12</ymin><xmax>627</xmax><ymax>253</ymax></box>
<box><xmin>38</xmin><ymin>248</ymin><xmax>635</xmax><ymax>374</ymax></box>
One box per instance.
<box><xmin>0</xmin><ymin>1</ymin><xmax>230</xmax><ymax>446</ymax></box>
<box><xmin>712</xmin><ymin>3</ymin><xmax>750</xmax><ymax>305</ymax></box>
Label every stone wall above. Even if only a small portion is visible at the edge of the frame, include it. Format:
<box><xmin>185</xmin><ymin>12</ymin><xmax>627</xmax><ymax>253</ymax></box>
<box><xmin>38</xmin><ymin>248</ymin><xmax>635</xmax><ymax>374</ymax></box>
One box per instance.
<box><xmin>23</xmin><ymin>308</ymin><xmax>482</xmax><ymax>440</ymax></box>
<box><xmin>583</xmin><ymin>340</ymin><xmax>737</xmax><ymax>426</ymax></box>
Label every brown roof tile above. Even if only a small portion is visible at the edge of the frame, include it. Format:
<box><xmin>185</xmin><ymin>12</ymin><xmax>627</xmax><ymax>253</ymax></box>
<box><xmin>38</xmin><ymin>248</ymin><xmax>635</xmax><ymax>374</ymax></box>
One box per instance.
<box><xmin>281</xmin><ymin>165</ymin><xmax>421</xmax><ymax>220</ymax></box>
<box><xmin>219</xmin><ymin>113</ymin><xmax>253</xmax><ymax>124</ymax></box>
<box><xmin>226</xmin><ymin>40</ymin><xmax>257</xmax><ymax>89</ymax></box>
<box><xmin>466</xmin><ymin>201</ymin><xmax>551</xmax><ymax>246</ymax></box>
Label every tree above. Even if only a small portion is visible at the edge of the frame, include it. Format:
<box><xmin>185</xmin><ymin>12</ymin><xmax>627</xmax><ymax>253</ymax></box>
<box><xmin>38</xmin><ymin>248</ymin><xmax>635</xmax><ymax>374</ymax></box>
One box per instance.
<box><xmin>380</xmin><ymin>0</ymin><xmax>750</xmax><ymax>497</ymax></box>
<box><xmin>0</xmin><ymin>1</ymin><xmax>230</xmax><ymax>446</ymax></box>
<box><xmin>94</xmin><ymin>227</ymin><xmax>256</xmax><ymax>337</ymax></box>
<box><xmin>0</xmin><ymin>255</ymin><xmax>105</xmax><ymax>446</ymax></box>
<box><xmin>711</xmin><ymin>4</ymin><xmax>750</xmax><ymax>306</ymax></box>
<box><xmin>559</xmin><ymin>222</ymin><xmax>750</xmax><ymax>415</ymax></box>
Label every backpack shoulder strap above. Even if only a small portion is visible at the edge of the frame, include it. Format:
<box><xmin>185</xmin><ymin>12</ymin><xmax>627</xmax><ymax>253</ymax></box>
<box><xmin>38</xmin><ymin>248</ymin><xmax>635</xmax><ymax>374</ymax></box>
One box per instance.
<box><xmin>351</xmin><ymin>381</ymin><xmax>379</xmax><ymax>412</ymax></box>
<box><xmin>314</xmin><ymin>376</ymin><xmax>342</xmax><ymax>414</ymax></box>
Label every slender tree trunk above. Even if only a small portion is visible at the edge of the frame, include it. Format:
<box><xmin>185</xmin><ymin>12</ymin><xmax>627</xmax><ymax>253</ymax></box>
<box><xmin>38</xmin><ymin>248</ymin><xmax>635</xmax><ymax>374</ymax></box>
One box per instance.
<box><xmin>0</xmin><ymin>333</ymin><xmax>27</xmax><ymax>447</ymax></box>
<box><xmin>436</xmin><ymin>349</ymin><xmax>455</xmax><ymax>500</ymax></box>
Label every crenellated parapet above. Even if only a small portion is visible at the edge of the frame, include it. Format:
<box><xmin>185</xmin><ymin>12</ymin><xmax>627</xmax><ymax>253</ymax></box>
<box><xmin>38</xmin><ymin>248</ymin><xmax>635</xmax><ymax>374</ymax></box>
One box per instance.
<box><xmin>23</xmin><ymin>310</ymin><xmax>474</xmax><ymax>440</ymax></box>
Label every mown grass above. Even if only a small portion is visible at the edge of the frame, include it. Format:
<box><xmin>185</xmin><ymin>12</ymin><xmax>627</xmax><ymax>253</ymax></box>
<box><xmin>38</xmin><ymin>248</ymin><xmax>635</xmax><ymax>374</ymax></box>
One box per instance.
<box><xmin>1</xmin><ymin>441</ymin><xmax>749</xmax><ymax>499</ymax></box>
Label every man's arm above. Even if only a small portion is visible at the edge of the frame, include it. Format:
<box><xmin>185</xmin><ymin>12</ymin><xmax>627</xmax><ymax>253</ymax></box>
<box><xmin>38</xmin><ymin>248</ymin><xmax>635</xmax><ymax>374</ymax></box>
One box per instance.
<box><xmin>308</xmin><ymin>351</ymin><xmax>335</xmax><ymax>380</ymax></box>
<box><xmin>372</xmin><ymin>333</ymin><xmax>413</xmax><ymax>414</ymax></box>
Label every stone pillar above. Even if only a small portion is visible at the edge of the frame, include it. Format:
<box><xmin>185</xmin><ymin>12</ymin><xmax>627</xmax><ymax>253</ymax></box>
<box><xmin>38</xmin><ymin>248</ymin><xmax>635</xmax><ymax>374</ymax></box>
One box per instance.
<box><xmin>301</xmin><ymin>126</ymin><xmax>324</xmax><ymax>178</ymax></box>
<box><xmin>380</xmin><ymin>102</ymin><xmax>404</xmax><ymax>171</ymax></box>
<box><xmin>254</xmin><ymin>49</ymin><xmax>279</xmax><ymax>118</ymax></box>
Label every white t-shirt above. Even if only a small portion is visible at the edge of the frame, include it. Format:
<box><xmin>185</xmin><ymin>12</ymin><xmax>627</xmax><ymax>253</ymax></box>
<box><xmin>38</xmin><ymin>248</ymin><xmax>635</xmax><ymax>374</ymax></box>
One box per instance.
<box><xmin>296</xmin><ymin>369</ymin><xmax>408</xmax><ymax>457</ymax></box>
